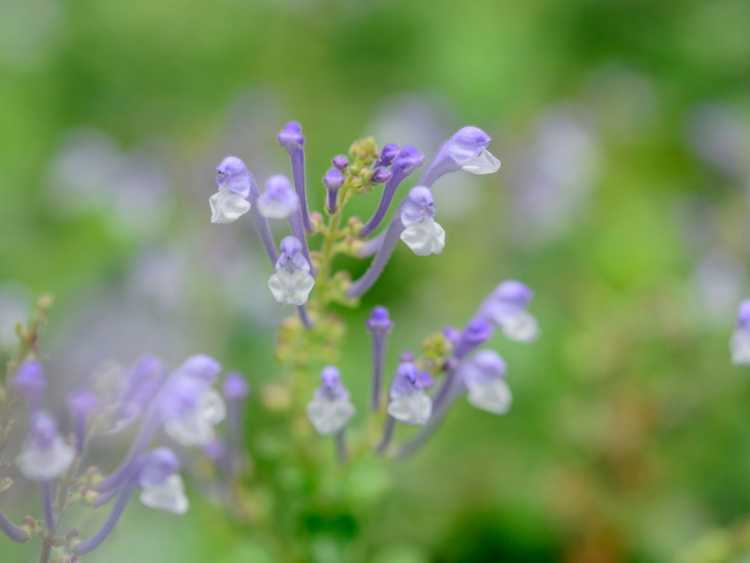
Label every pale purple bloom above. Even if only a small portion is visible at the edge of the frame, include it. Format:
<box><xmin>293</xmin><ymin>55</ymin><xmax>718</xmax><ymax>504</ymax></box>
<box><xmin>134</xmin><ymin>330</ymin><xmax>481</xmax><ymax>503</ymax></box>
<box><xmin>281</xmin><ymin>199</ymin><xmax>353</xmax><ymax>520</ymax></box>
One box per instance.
<box><xmin>268</xmin><ymin>236</ymin><xmax>315</xmax><ymax>306</ymax></box>
<box><xmin>306</xmin><ymin>366</ymin><xmax>355</xmax><ymax>435</ymax></box>
<box><xmin>258</xmin><ymin>174</ymin><xmax>299</xmax><ymax>219</ymax></box>
<box><xmin>400</xmin><ymin>186</ymin><xmax>445</xmax><ymax>256</ymax></box>
<box><xmin>387</xmin><ymin>360</ymin><xmax>433</xmax><ymax>425</ymax></box>
<box><xmin>16</xmin><ymin>411</ymin><xmax>74</xmax><ymax>481</ymax></box>
<box><xmin>161</xmin><ymin>374</ymin><xmax>226</xmax><ymax>448</ymax></box>
<box><xmin>137</xmin><ymin>448</ymin><xmax>188</xmax><ymax>515</ymax></box>
<box><xmin>109</xmin><ymin>355</ymin><xmax>165</xmax><ymax>433</ymax></box>
<box><xmin>421</xmin><ymin>126</ymin><xmax>500</xmax><ymax>187</ymax></box>
<box><xmin>210</xmin><ymin>156</ymin><xmax>251</xmax><ymax>224</ymax></box>
<box><xmin>460</xmin><ymin>350</ymin><xmax>511</xmax><ymax>415</ymax></box>
<box><xmin>481</xmin><ymin>280</ymin><xmax>539</xmax><ymax>342</ymax></box>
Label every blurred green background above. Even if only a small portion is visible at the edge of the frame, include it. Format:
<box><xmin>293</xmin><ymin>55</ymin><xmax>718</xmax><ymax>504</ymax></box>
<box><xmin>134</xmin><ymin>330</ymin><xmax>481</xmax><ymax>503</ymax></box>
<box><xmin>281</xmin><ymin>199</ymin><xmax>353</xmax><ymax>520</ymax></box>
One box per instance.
<box><xmin>1</xmin><ymin>0</ymin><xmax>750</xmax><ymax>561</ymax></box>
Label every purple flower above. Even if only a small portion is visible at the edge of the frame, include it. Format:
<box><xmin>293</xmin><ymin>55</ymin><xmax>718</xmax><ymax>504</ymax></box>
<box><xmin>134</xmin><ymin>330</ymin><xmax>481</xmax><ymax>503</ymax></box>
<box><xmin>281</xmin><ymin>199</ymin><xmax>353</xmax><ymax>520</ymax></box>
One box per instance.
<box><xmin>110</xmin><ymin>355</ymin><xmax>165</xmax><ymax>433</ymax></box>
<box><xmin>371</xmin><ymin>167</ymin><xmax>392</xmax><ymax>184</ymax></box>
<box><xmin>455</xmin><ymin>318</ymin><xmax>494</xmax><ymax>358</ymax></box>
<box><xmin>399</xmin><ymin>186</ymin><xmax>445</xmax><ymax>256</ymax></box>
<box><xmin>378</xmin><ymin>143</ymin><xmax>399</xmax><ymax>166</ymax></box>
<box><xmin>16</xmin><ymin>411</ymin><xmax>74</xmax><ymax>481</ymax></box>
<box><xmin>138</xmin><ymin>448</ymin><xmax>188</xmax><ymax>514</ymax></box>
<box><xmin>210</xmin><ymin>156</ymin><xmax>252</xmax><ymax>224</ymax></box>
<box><xmin>391</xmin><ymin>146</ymin><xmax>424</xmax><ymax>176</ymax></box>
<box><xmin>268</xmin><ymin>236</ymin><xmax>315</xmax><ymax>306</ymax></box>
<box><xmin>307</xmin><ymin>366</ymin><xmax>355</xmax><ymax>435</ymax></box>
<box><xmin>324</xmin><ymin>166</ymin><xmax>345</xmax><ymax>213</ymax></box>
<box><xmin>460</xmin><ymin>350</ymin><xmax>511</xmax><ymax>415</ymax></box>
<box><xmin>387</xmin><ymin>360</ymin><xmax>433</xmax><ymax>425</ymax></box>
<box><xmin>732</xmin><ymin>299</ymin><xmax>750</xmax><ymax>365</ymax></box>
<box><xmin>161</xmin><ymin>374</ymin><xmax>226</xmax><ymax>448</ymax></box>
<box><xmin>223</xmin><ymin>372</ymin><xmax>250</xmax><ymax>401</ymax></box>
<box><xmin>276</xmin><ymin>120</ymin><xmax>304</xmax><ymax>151</ymax></box>
<box><xmin>177</xmin><ymin>354</ymin><xmax>222</xmax><ymax>384</ymax></box>
<box><xmin>332</xmin><ymin>154</ymin><xmax>348</xmax><ymax>171</ymax></box>
<box><xmin>481</xmin><ymin>281</ymin><xmax>538</xmax><ymax>342</ymax></box>
<box><xmin>421</xmin><ymin>126</ymin><xmax>500</xmax><ymax>187</ymax></box>
<box><xmin>11</xmin><ymin>359</ymin><xmax>46</xmax><ymax>407</ymax></box>
<box><xmin>258</xmin><ymin>174</ymin><xmax>299</xmax><ymax>219</ymax></box>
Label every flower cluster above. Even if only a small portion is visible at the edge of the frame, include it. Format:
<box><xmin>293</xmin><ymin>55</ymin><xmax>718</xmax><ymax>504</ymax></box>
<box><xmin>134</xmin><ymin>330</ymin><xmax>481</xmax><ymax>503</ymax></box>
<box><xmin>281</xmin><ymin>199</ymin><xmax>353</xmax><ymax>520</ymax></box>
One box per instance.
<box><xmin>0</xmin><ymin>303</ymin><xmax>249</xmax><ymax>562</ymax></box>
<box><xmin>209</xmin><ymin>121</ymin><xmax>534</xmax><ymax>460</ymax></box>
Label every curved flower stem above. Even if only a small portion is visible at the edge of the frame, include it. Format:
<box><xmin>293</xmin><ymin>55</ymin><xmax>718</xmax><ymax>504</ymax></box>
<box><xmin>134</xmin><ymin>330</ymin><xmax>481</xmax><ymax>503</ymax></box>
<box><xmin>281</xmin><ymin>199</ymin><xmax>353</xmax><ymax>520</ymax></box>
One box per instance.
<box><xmin>98</xmin><ymin>406</ymin><xmax>161</xmax><ymax>492</ymax></box>
<box><xmin>360</xmin><ymin>172</ymin><xmax>406</xmax><ymax>237</ymax></box>
<box><xmin>376</xmin><ymin>416</ymin><xmax>396</xmax><ymax>454</ymax></box>
<box><xmin>74</xmin><ymin>481</ymin><xmax>136</xmax><ymax>556</ymax></box>
<box><xmin>290</xmin><ymin>149</ymin><xmax>313</xmax><ymax>232</ymax></box>
<box><xmin>357</xmin><ymin>232</ymin><xmax>385</xmax><ymax>258</ymax></box>
<box><xmin>347</xmin><ymin>215</ymin><xmax>404</xmax><ymax>299</ymax></box>
<box><xmin>0</xmin><ymin>511</ymin><xmax>29</xmax><ymax>543</ymax></box>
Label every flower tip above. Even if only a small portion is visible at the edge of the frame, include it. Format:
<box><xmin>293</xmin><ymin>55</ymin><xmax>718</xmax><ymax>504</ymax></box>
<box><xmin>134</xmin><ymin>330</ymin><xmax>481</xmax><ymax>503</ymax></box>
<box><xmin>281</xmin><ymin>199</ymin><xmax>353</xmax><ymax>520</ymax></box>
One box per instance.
<box><xmin>392</xmin><ymin>146</ymin><xmax>425</xmax><ymax>174</ymax></box>
<box><xmin>367</xmin><ymin>306</ymin><xmax>393</xmax><ymax>332</ymax></box>
<box><xmin>324</xmin><ymin>167</ymin><xmax>345</xmax><ymax>190</ymax></box>
<box><xmin>332</xmin><ymin>154</ymin><xmax>349</xmax><ymax>170</ymax></box>
<box><xmin>277</xmin><ymin>121</ymin><xmax>304</xmax><ymax>149</ymax></box>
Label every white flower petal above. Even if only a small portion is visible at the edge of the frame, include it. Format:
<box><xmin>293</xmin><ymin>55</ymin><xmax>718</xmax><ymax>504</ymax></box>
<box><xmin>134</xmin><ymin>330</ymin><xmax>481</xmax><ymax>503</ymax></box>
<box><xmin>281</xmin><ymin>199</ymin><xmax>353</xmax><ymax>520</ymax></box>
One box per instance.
<box><xmin>500</xmin><ymin>311</ymin><xmax>539</xmax><ymax>342</ymax></box>
<box><xmin>140</xmin><ymin>474</ymin><xmax>189</xmax><ymax>515</ymax></box>
<box><xmin>388</xmin><ymin>392</ymin><xmax>432</xmax><ymax>425</ymax></box>
<box><xmin>460</xmin><ymin>148</ymin><xmax>501</xmax><ymax>175</ymax></box>
<box><xmin>17</xmin><ymin>438</ymin><xmax>74</xmax><ymax>481</ymax></box>
<box><xmin>467</xmin><ymin>378</ymin><xmax>512</xmax><ymax>415</ymax></box>
<box><xmin>268</xmin><ymin>269</ymin><xmax>315</xmax><ymax>305</ymax></box>
<box><xmin>209</xmin><ymin>188</ymin><xmax>251</xmax><ymax>224</ymax></box>
<box><xmin>400</xmin><ymin>218</ymin><xmax>445</xmax><ymax>256</ymax></box>
<box><xmin>258</xmin><ymin>198</ymin><xmax>295</xmax><ymax>219</ymax></box>
<box><xmin>306</xmin><ymin>396</ymin><xmax>355</xmax><ymax>435</ymax></box>
<box><xmin>164</xmin><ymin>389</ymin><xmax>225</xmax><ymax>447</ymax></box>
<box><xmin>732</xmin><ymin>329</ymin><xmax>750</xmax><ymax>365</ymax></box>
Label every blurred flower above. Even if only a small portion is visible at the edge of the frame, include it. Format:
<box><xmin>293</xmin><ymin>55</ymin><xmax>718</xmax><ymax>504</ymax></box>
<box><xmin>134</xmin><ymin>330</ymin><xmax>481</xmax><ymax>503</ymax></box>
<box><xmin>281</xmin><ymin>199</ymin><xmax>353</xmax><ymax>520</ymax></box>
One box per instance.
<box><xmin>460</xmin><ymin>350</ymin><xmax>511</xmax><ymax>415</ymax></box>
<box><xmin>387</xmin><ymin>360</ymin><xmax>433</xmax><ymax>425</ymax></box>
<box><xmin>268</xmin><ymin>236</ymin><xmax>315</xmax><ymax>306</ymax></box>
<box><xmin>47</xmin><ymin>129</ymin><xmax>171</xmax><ymax>235</ymax></box>
<box><xmin>508</xmin><ymin>107</ymin><xmax>600</xmax><ymax>246</ymax></box>
<box><xmin>138</xmin><ymin>448</ymin><xmax>189</xmax><ymax>515</ymax></box>
<box><xmin>687</xmin><ymin>103</ymin><xmax>750</xmax><ymax>181</ymax></box>
<box><xmin>16</xmin><ymin>411</ymin><xmax>74</xmax><ymax>481</ymax></box>
<box><xmin>400</xmin><ymin>186</ymin><xmax>445</xmax><ymax>256</ymax></box>
<box><xmin>307</xmin><ymin>367</ymin><xmax>355</xmax><ymax>435</ymax></box>
<box><xmin>481</xmin><ymin>280</ymin><xmax>539</xmax><ymax>342</ymax></box>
